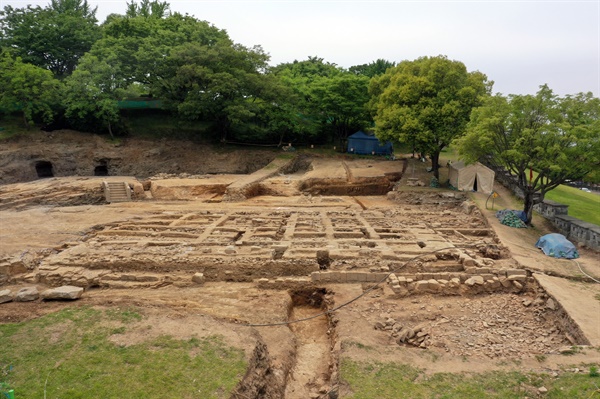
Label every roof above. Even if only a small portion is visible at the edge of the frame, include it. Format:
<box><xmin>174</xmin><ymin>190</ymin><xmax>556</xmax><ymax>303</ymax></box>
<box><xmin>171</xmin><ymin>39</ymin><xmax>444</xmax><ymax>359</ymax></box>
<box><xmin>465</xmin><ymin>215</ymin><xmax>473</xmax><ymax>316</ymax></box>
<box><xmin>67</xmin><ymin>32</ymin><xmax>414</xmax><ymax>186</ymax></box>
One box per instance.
<box><xmin>348</xmin><ymin>130</ymin><xmax>379</xmax><ymax>141</ymax></box>
<box><xmin>449</xmin><ymin>161</ymin><xmax>493</xmax><ymax>172</ymax></box>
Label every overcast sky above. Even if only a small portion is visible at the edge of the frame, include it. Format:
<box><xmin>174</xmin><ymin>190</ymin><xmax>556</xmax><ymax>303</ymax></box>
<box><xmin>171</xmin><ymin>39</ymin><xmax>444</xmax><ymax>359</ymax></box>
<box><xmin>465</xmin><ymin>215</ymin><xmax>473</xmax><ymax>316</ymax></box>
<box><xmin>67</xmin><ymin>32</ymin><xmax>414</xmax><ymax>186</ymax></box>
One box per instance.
<box><xmin>4</xmin><ymin>0</ymin><xmax>599</xmax><ymax>96</ymax></box>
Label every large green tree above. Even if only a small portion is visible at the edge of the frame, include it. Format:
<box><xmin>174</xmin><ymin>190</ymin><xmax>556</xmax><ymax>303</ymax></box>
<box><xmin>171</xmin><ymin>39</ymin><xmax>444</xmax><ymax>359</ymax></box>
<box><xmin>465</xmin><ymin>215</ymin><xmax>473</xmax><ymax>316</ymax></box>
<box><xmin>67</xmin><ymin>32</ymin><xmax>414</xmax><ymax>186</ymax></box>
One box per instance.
<box><xmin>273</xmin><ymin>57</ymin><xmax>371</xmax><ymax>146</ymax></box>
<box><xmin>161</xmin><ymin>42</ymin><xmax>272</xmax><ymax>141</ymax></box>
<box><xmin>311</xmin><ymin>73</ymin><xmax>371</xmax><ymax>146</ymax></box>
<box><xmin>63</xmin><ymin>54</ymin><xmax>128</xmax><ymax>138</ymax></box>
<box><xmin>0</xmin><ymin>0</ymin><xmax>101</xmax><ymax>78</ymax></box>
<box><xmin>457</xmin><ymin>85</ymin><xmax>600</xmax><ymax>224</ymax></box>
<box><xmin>0</xmin><ymin>51</ymin><xmax>61</xmax><ymax>127</ymax></box>
<box><xmin>370</xmin><ymin>55</ymin><xmax>490</xmax><ymax>178</ymax></box>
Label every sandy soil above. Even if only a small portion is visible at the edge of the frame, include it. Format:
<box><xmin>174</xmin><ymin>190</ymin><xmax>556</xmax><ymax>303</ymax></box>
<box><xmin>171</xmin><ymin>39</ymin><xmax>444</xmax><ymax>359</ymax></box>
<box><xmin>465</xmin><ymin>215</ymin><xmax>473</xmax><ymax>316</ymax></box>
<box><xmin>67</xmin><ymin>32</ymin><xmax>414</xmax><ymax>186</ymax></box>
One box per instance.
<box><xmin>1</xmin><ymin>138</ymin><xmax>599</xmax><ymax>398</ymax></box>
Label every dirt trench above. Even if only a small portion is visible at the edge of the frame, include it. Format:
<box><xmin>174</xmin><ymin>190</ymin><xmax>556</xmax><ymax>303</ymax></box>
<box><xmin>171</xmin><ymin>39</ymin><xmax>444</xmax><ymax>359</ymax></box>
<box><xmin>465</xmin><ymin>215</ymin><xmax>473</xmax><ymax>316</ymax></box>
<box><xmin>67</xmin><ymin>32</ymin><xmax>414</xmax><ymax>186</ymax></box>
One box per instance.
<box><xmin>233</xmin><ymin>288</ymin><xmax>339</xmax><ymax>399</ymax></box>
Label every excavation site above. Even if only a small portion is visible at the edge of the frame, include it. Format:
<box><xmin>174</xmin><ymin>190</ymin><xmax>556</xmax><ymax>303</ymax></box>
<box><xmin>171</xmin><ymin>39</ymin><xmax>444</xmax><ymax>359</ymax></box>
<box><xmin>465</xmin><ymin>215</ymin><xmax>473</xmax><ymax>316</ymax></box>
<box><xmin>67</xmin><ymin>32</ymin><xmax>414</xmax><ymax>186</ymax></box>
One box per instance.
<box><xmin>0</xmin><ymin>132</ymin><xmax>599</xmax><ymax>398</ymax></box>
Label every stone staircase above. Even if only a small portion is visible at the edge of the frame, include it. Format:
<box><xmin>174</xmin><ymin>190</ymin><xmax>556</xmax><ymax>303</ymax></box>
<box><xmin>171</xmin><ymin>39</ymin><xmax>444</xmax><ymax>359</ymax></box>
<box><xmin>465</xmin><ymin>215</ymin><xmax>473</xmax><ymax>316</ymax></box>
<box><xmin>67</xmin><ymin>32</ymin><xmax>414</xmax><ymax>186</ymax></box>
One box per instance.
<box><xmin>103</xmin><ymin>181</ymin><xmax>131</xmax><ymax>203</ymax></box>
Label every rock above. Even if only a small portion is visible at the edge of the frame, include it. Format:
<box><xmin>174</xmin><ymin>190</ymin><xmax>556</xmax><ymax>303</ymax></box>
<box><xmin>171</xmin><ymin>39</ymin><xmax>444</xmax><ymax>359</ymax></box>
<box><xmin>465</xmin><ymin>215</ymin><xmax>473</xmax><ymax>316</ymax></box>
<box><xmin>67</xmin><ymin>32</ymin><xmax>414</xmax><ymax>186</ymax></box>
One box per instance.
<box><xmin>546</xmin><ymin>298</ymin><xmax>557</xmax><ymax>311</ymax></box>
<box><xmin>41</xmin><ymin>285</ymin><xmax>83</xmax><ymax>300</ymax></box>
<box><xmin>192</xmin><ymin>272</ymin><xmax>205</xmax><ymax>284</ymax></box>
<box><xmin>538</xmin><ymin>386</ymin><xmax>548</xmax><ymax>394</ymax></box>
<box><xmin>461</xmin><ymin>201</ymin><xmax>476</xmax><ymax>214</ymax></box>
<box><xmin>465</xmin><ymin>276</ymin><xmax>484</xmax><ymax>286</ymax></box>
<box><xmin>224</xmin><ymin>245</ymin><xmax>237</xmax><ymax>254</ymax></box>
<box><xmin>522</xmin><ymin>299</ymin><xmax>532</xmax><ymax>307</ymax></box>
<box><xmin>14</xmin><ymin>287</ymin><xmax>39</xmax><ymax>302</ymax></box>
<box><xmin>0</xmin><ymin>289</ymin><xmax>13</xmax><ymax>304</ymax></box>
<box><xmin>374</xmin><ymin>321</ymin><xmax>386</xmax><ymax>330</ymax></box>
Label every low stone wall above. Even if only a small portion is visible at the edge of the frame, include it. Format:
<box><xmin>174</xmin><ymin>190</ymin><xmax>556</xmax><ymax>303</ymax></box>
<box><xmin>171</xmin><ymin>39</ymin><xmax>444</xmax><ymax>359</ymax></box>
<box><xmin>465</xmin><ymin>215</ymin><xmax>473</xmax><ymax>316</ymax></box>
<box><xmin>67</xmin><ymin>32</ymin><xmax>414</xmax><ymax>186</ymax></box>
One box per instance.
<box><xmin>554</xmin><ymin>215</ymin><xmax>600</xmax><ymax>250</ymax></box>
<box><xmin>533</xmin><ymin>200</ymin><xmax>600</xmax><ymax>250</ymax></box>
<box><xmin>490</xmin><ymin>165</ymin><xmax>599</xmax><ymax>251</ymax></box>
<box><xmin>305</xmin><ymin>266</ymin><xmax>530</xmax><ymax>296</ymax></box>
<box><xmin>533</xmin><ymin>199</ymin><xmax>568</xmax><ymax>218</ymax></box>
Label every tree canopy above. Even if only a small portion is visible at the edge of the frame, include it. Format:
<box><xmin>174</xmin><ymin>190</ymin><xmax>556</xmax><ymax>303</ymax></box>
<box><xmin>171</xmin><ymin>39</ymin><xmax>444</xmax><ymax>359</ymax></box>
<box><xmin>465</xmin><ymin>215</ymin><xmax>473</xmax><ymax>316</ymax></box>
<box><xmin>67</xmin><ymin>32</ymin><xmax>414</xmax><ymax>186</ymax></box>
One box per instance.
<box><xmin>0</xmin><ymin>51</ymin><xmax>61</xmax><ymax>127</ymax></box>
<box><xmin>0</xmin><ymin>0</ymin><xmax>101</xmax><ymax>78</ymax></box>
<box><xmin>457</xmin><ymin>85</ymin><xmax>600</xmax><ymax>224</ymax></box>
<box><xmin>369</xmin><ymin>55</ymin><xmax>490</xmax><ymax>178</ymax></box>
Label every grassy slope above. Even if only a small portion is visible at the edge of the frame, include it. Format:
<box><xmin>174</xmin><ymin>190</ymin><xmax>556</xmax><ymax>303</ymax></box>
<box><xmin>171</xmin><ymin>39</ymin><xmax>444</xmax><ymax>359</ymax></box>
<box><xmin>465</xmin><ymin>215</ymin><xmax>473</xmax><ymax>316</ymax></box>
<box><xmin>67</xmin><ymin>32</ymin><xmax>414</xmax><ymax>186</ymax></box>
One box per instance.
<box><xmin>0</xmin><ymin>307</ymin><xmax>245</xmax><ymax>398</ymax></box>
<box><xmin>545</xmin><ymin>185</ymin><xmax>600</xmax><ymax>226</ymax></box>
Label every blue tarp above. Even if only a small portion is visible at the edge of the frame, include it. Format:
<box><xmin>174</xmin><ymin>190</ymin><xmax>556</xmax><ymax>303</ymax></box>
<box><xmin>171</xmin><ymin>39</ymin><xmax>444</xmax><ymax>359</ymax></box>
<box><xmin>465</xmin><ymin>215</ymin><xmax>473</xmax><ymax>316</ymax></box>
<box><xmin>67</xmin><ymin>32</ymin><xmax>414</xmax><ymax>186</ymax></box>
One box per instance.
<box><xmin>347</xmin><ymin>131</ymin><xmax>393</xmax><ymax>155</ymax></box>
<box><xmin>535</xmin><ymin>233</ymin><xmax>579</xmax><ymax>259</ymax></box>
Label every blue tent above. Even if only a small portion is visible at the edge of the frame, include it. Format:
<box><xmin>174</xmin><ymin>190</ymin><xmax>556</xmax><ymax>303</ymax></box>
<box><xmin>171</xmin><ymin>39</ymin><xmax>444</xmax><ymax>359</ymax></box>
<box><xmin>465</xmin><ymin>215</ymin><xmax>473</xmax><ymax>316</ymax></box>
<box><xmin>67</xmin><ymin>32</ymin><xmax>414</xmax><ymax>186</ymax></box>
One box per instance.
<box><xmin>347</xmin><ymin>131</ymin><xmax>393</xmax><ymax>155</ymax></box>
<box><xmin>535</xmin><ymin>233</ymin><xmax>579</xmax><ymax>259</ymax></box>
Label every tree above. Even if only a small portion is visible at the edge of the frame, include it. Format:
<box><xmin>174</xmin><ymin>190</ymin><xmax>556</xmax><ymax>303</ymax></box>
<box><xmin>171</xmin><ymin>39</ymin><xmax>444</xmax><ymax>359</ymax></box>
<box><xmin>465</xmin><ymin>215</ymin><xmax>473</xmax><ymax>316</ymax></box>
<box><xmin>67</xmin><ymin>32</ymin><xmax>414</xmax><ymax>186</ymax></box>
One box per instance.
<box><xmin>0</xmin><ymin>0</ymin><xmax>101</xmax><ymax>78</ymax></box>
<box><xmin>349</xmin><ymin>59</ymin><xmax>395</xmax><ymax>78</ymax></box>
<box><xmin>63</xmin><ymin>54</ymin><xmax>128</xmax><ymax>138</ymax></box>
<box><xmin>0</xmin><ymin>51</ymin><xmax>61</xmax><ymax>127</ymax></box>
<box><xmin>457</xmin><ymin>85</ymin><xmax>600</xmax><ymax>224</ymax></box>
<box><xmin>272</xmin><ymin>57</ymin><xmax>371</xmax><ymax>145</ymax></box>
<box><xmin>310</xmin><ymin>73</ymin><xmax>371</xmax><ymax>146</ymax></box>
<box><xmin>125</xmin><ymin>0</ymin><xmax>170</xmax><ymax>18</ymax></box>
<box><xmin>159</xmin><ymin>41</ymin><xmax>272</xmax><ymax>142</ymax></box>
<box><xmin>370</xmin><ymin>55</ymin><xmax>490</xmax><ymax>178</ymax></box>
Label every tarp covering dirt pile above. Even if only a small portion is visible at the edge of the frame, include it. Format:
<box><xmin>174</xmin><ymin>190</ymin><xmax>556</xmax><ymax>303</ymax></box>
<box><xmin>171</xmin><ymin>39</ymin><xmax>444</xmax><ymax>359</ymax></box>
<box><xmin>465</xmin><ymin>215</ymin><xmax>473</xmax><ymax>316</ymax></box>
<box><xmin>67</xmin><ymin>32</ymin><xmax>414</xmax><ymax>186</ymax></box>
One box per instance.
<box><xmin>496</xmin><ymin>209</ymin><xmax>527</xmax><ymax>228</ymax></box>
<box><xmin>535</xmin><ymin>233</ymin><xmax>580</xmax><ymax>259</ymax></box>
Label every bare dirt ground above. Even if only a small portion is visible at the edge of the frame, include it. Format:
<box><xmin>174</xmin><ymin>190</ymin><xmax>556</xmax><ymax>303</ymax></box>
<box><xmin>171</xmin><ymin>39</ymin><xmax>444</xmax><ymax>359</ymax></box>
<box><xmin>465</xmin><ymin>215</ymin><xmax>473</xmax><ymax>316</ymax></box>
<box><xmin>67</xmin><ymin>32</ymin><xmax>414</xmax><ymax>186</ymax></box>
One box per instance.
<box><xmin>1</xmin><ymin>135</ymin><xmax>599</xmax><ymax>398</ymax></box>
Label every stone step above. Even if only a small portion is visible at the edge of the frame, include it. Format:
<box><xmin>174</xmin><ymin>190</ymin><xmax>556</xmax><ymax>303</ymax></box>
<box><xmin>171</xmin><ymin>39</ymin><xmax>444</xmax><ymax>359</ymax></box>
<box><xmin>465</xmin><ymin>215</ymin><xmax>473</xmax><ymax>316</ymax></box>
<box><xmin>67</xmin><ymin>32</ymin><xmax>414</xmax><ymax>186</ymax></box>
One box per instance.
<box><xmin>103</xmin><ymin>181</ymin><xmax>131</xmax><ymax>203</ymax></box>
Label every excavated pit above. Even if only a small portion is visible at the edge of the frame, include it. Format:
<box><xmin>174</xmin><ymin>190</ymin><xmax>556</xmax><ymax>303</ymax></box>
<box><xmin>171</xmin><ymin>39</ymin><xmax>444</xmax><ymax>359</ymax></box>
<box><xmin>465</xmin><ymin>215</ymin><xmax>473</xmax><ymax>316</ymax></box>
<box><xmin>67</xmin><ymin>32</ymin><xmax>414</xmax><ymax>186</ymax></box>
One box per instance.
<box><xmin>285</xmin><ymin>288</ymin><xmax>338</xmax><ymax>399</ymax></box>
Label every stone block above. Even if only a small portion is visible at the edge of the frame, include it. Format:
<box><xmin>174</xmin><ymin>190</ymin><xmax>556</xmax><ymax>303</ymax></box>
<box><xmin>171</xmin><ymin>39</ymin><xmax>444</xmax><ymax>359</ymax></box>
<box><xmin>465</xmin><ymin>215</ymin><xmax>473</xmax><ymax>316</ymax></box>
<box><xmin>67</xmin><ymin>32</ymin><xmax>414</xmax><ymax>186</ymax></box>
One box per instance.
<box><xmin>41</xmin><ymin>286</ymin><xmax>83</xmax><ymax>300</ymax></box>
<box><xmin>465</xmin><ymin>276</ymin><xmax>484</xmax><ymax>286</ymax></box>
<box><xmin>192</xmin><ymin>273</ymin><xmax>205</xmax><ymax>284</ymax></box>
<box><xmin>0</xmin><ymin>289</ymin><xmax>13</xmax><ymax>304</ymax></box>
<box><xmin>14</xmin><ymin>287</ymin><xmax>39</xmax><ymax>302</ymax></box>
<box><xmin>499</xmin><ymin>277</ymin><xmax>511</xmax><ymax>288</ymax></box>
<box><xmin>311</xmin><ymin>272</ymin><xmax>320</xmax><ymax>282</ymax></box>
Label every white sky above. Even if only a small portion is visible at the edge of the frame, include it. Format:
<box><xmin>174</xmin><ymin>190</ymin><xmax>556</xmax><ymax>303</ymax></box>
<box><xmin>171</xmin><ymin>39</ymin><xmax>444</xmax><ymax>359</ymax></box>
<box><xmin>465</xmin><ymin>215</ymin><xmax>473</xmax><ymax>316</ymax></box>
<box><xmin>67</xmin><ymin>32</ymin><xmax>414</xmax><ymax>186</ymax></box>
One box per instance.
<box><xmin>3</xmin><ymin>0</ymin><xmax>599</xmax><ymax>96</ymax></box>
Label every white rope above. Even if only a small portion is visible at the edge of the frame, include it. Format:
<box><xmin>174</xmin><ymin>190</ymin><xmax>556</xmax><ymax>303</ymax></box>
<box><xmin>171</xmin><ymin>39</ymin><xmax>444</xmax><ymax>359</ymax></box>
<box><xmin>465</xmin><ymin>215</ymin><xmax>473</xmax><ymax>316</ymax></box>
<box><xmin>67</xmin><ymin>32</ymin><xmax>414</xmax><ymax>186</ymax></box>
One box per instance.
<box><xmin>575</xmin><ymin>260</ymin><xmax>600</xmax><ymax>284</ymax></box>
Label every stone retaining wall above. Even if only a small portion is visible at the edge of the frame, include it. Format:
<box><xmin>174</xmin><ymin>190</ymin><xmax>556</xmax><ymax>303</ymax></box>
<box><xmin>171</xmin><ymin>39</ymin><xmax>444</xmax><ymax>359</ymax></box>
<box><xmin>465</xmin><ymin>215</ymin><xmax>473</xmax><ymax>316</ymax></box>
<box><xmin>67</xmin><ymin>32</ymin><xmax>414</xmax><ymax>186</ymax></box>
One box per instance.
<box><xmin>490</xmin><ymin>166</ymin><xmax>599</xmax><ymax>251</ymax></box>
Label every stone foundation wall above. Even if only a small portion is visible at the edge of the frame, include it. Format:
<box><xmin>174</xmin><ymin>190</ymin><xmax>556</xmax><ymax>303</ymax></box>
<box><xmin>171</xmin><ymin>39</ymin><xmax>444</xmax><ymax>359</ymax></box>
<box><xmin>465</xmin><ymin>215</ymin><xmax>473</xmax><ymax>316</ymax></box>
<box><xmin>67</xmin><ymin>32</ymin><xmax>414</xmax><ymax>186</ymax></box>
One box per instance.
<box><xmin>305</xmin><ymin>266</ymin><xmax>531</xmax><ymax>296</ymax></box>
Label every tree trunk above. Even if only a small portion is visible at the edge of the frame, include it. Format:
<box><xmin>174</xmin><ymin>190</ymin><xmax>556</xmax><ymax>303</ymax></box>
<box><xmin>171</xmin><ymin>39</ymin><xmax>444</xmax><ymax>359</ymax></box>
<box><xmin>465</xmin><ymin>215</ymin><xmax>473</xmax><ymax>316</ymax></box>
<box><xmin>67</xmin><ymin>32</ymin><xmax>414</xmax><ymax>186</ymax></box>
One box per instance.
<box><xmin>107</xmin><ymin>121</ymin><xmax>115</xmax><ymax>140</ymax></box>
<box><xmin>22</xmin><ymin>112</ymin><xmax>30</xmax><ymax>129</ymax></box>
<box><xmin>431</xmin><ymin>152</ymin><xmax>440</xmax><ymax>180</ymax></box>
<box><xmin>523</xmin><ymin>190</ymin><xmax>534</xmax><ymax>225</ymax></box>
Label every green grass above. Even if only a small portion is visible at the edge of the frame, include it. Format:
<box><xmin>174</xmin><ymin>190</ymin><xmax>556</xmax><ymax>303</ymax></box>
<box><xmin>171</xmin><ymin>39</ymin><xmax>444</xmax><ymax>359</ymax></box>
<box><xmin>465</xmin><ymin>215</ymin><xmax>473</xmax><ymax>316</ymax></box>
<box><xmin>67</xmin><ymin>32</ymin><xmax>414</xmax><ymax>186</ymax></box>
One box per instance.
<box><xmin>0</xmin><ymin>306</ymin><xmax>246</xmax><ymax>398</ymax></box>
<box><xmin>544</xmin><ymin>184</ymin><xmax>600</xmax><ymax>225</ymax></box>
<box><xmin>341</xmin><ymin>360</ymin><xmax>600</xmax><ymax>399</ymax></box>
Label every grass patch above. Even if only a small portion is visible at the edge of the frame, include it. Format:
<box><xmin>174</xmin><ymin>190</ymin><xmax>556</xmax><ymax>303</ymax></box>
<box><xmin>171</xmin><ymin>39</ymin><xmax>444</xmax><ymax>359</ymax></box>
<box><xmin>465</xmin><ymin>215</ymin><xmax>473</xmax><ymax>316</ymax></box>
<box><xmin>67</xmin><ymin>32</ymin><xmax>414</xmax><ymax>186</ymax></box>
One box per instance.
<box><xmin>0</xmin><ymin>306</ymin><xmax>246</xmax><ymax>398</ymax></box>
<box><xmin>544</xmin><ymin>184</ymin><xmax>600</xmax><ymax>225</ymax></box>
<box><xmin>341</xmin><ymin>360</ymin><xmax>600</xmax><ymax>398</ymax></box>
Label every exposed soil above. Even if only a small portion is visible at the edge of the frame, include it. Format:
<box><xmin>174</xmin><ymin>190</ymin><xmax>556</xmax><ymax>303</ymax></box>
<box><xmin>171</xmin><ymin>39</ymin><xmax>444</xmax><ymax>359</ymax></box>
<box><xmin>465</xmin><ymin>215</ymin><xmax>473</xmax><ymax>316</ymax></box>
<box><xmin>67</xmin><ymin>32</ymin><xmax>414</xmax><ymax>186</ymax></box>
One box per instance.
<box><xmin>1</xmin><ymin>130</ymin><xmax>599</xmax><ymax>398</ymax></box>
